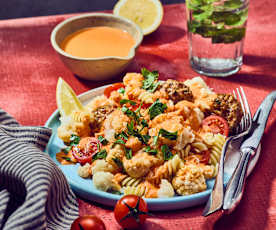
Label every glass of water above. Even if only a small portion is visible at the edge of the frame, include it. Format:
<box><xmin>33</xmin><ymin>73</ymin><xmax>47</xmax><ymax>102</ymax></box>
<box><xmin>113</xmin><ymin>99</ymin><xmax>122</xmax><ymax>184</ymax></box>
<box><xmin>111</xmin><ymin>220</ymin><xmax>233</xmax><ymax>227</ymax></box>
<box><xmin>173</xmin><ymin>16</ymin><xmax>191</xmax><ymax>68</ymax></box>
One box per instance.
<box><xmin>186</xmin><ymin>0</ymin><xmax>249</xmax><ymax>77</ymax></box>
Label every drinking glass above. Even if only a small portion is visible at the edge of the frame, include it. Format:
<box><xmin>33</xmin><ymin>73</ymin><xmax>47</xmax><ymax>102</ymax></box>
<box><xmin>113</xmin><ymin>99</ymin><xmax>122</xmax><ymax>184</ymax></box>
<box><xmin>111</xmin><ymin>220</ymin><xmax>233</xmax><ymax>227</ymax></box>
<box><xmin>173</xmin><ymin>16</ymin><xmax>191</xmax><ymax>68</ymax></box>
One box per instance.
<box><xmin>186</xmin><ymin>0</ymin><xmax>249</xmax><ymax>77</ymax></box>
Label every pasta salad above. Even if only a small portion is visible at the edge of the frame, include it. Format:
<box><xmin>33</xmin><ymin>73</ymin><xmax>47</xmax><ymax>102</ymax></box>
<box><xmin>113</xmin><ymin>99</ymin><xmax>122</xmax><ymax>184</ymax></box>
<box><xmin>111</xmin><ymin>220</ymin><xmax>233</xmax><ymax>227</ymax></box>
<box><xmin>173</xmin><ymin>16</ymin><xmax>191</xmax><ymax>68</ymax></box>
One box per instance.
<box><xmin>56</xmin><ymin>68</ymin><xmax>242</xmax><ymax>198</ymax></box>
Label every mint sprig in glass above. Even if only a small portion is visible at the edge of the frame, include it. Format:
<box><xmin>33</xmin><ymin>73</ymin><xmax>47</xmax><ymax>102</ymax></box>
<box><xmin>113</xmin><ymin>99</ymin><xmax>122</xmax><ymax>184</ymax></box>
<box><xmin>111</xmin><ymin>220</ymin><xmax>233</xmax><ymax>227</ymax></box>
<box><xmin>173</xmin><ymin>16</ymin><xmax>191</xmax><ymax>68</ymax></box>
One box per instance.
<box><xmin>186</xmin><ymin>0</ymin><xmax>249</xmax><ymax>77</ymax></box>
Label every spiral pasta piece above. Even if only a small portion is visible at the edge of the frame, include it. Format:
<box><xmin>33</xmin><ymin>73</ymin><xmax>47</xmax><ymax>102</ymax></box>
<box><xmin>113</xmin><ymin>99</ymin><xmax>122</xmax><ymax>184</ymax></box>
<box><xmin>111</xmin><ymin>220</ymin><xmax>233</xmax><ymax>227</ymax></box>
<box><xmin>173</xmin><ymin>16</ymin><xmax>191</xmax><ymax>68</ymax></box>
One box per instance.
<box><xmin>123</xmin><ymin>184</ymin><xmax>147</xmax><ymax>197</ymax></box>
<box><xmin>147</xmin><ymin>155</ymin><xmax>184</xmax><ymax>185</ymax></box>
<box><xmin>203</xmin><ymin>133</ymin><xmax>226</xmax><ymax>166</ymax></box>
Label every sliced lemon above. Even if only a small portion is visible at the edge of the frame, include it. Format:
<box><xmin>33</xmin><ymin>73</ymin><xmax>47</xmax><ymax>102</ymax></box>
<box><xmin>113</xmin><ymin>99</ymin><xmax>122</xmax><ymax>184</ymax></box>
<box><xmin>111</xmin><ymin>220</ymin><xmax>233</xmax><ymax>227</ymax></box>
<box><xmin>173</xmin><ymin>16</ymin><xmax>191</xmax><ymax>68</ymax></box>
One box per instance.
<box><xmin>56</xmin><ymin>77</ymin><xmax>84</xmax><ymax>117</ymax></box>
<box><xmin>113</xmin><ymin>0</ymin><xmax>164</xmax><ymax>35</ymax></box>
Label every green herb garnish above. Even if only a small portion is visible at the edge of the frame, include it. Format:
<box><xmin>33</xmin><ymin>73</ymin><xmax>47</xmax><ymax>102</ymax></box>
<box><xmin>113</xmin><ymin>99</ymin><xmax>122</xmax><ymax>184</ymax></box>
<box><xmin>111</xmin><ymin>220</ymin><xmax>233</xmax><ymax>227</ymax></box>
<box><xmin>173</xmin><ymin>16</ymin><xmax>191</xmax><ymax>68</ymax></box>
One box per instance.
<box><xmin>98</xmin><ymin>136</ymin><xmax>108</xmax><ymax>145</ymax></box>
<box><xmin>118</xmin><ymin>87</ymin><xmax>125</xmax><ymax>95</ymax></box>
<box><xmin>69</xmin><ymin>134</ymin><xmax>80</xmax><ymax>146</ymax></box>
<box><xmin>62</xmin><ymin>156</ymin><xmax>73</xmax><ymax>162</ymax></box>
<box><xmin>141</xmin><ymin>68</ymin><xmax>160</xmax><ymax>93</ymax></box>
<box><xmin>148</xmin><ymin>99</ymin><xmax>167</xmax><ymax>120</ymax></box>
<box><xmin>161</xmin><ymin>144</ymin><xmax>174</xmax><ymax>161</ymax></box>
<box><xmin>112</xmin><ymin>157</ymin><xmax>124</xmax><ymax>170</ymax></box>
<box><xmin>115</xmin><ymin>131</ymin><xmax>129</xmax><ymax>141</ymax></box>
<box><xmin>153</xmin><ymin>135</ymin><xmax>159</xmax><ymax>146</ymax></box>
<box><xmin>63</xmin><ymin>134</ymin><xmax>80</xmax><ymax>153</ymax></box>
<box><xmin>159</xmin><ymin>128</ymin><xmax>178</xmax><ymax>140</ymax></box>
<box><xmin>120</xmin><ymin>99</ymin><xmax>137</xmax><ymax>106</ymax></box>
<box><xmin>92</xmin><ymin>149</ymin><xmax>107</xmax><ymax>161</ymax></box>
<box><xmin>122</xmin><ymin>106</ymin><xmax>139</xmax><ymax>121</ymax></box>
<box><xmin>144</xmin><ymin>146</ymin><xmax>158</xmax><ymax>155</ymax></box>
<box><xmin>125</xmin><ymin>148</ymin><xmax>133</xmax><ymax>159</ymax></box>
<box><xmin>127</xmin><ymin>121</ymin><xmax>150</xmax><ymax>145</ymax></box>
<box><xmin>112</xmin><ymin>139</ymin><xmax>125</xmax><ymax>148</ymax></box>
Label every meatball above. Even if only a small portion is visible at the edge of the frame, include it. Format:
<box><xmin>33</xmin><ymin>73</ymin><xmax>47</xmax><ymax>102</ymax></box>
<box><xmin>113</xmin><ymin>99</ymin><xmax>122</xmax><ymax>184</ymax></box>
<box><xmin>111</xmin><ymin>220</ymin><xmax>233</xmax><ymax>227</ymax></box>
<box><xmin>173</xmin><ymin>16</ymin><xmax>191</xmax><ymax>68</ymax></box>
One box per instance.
<box><xmin>210</xmin><ymin>94</ymin><xmax>243</xmax><ymax>133</ymax></box>
<box><xmin>160</xmin><ymin>79</ymin><xmax>194</xmax><ymax>104</ymax></box>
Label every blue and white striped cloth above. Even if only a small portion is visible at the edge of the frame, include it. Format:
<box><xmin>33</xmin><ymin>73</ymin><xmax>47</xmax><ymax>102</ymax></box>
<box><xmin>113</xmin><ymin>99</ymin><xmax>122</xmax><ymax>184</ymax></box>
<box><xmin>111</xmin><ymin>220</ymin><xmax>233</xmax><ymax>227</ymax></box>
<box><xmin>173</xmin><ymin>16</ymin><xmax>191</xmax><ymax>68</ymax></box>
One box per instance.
<box><xmin>0</xmin><ymin>109</ymin><xmax>79</xmax><ymax>230</ymax></box>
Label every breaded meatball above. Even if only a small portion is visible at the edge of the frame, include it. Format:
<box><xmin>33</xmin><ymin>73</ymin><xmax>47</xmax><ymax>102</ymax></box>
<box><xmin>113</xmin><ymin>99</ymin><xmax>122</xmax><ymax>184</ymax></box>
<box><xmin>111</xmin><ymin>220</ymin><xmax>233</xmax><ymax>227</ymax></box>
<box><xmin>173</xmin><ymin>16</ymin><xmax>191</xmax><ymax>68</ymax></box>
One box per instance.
<box><xmin>160</xmin><ymin>79</ymin><xmax>194</xmax><ymax>104</ymax></box>
<box><xmin>210</xmin><ymin>94</ymin><xmax>243</xmax><ymax>133</ymax></box>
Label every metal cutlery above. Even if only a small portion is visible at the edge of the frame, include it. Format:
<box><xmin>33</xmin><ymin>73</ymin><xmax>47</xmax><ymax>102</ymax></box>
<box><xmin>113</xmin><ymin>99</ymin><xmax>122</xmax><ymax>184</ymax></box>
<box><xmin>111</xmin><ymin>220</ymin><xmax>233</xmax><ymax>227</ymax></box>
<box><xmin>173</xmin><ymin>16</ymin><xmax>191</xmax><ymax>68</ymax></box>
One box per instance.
<box><xmin>223</xmin><ymin>90</ymin><xmax>276</xmax><ymax>212</ymax></box>
<box><xmin>203</xmin><ymin>87</ymin><xmax>252</xmax><ymax>216</ymax></box>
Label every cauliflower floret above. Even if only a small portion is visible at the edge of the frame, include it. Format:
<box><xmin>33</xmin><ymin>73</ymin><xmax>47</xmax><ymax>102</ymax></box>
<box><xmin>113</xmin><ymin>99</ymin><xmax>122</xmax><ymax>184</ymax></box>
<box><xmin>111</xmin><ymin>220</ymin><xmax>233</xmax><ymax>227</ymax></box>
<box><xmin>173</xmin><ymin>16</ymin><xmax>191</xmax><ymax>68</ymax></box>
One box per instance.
<box><xmin>157</xmin><ymin>179</ymin><xmax>175</xmax><ymax>198</ymax></box>
<box><xmin>92</xmin><ymin>159</ymin><xmax>117</xmax><ymax>175</ymax></box>
<box><xmin>77</xmin><ymin>163</ymin><xmax>91</xmax><ymax>178</ymax></box>
<box><xmin>93</xmin><ymin>171</ymin><xmax>114</xmax><ymax>192</ymax></box>
<box><xmin>57</xmin><ymin>115</ymin><xmax>91</xmax><ymax>143</ymax></box>
<box><xmin>172</xmin><ymin>164</ymin><xmax>207</xmax><ymax>195</ymax></box>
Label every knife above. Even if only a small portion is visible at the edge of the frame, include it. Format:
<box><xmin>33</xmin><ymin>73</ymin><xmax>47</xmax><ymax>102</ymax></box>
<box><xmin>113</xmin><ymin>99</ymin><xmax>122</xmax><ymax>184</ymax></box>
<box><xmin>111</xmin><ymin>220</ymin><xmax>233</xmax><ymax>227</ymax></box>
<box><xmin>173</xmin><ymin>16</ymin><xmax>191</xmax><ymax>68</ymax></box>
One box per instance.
<box><xmin>223</xmin><ymin>90</ymin><xmax>276</xmax><ymax>212</ymax></box>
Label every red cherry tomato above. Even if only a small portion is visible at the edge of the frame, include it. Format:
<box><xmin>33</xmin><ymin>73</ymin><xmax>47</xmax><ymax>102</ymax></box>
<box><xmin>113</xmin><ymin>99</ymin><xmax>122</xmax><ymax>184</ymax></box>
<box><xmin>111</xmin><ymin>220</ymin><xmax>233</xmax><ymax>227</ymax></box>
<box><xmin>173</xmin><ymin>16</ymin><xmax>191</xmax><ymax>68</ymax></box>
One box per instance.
<box><xmin>114</xmin><ymin>195</ymin><xmax>150</xmax><ymax>229</ymax></box>
<box><xmin>70</xmin><ymin>215</ymin><xmax>106</xmax><ymax>230</ymax></box>
<box><xmin>202</xmin><ymin>115</ymin><xmax>229</xmax><ymax>136</ymax></box>
<box><xmin>72</xmin><ymin>137</ymin><xmax>101</xmax><ymax>165</ymax></box>
<box><xmin>104</xmin><ymin>83</ymin><xmax>125</xmax><ymax>98</ymax></box>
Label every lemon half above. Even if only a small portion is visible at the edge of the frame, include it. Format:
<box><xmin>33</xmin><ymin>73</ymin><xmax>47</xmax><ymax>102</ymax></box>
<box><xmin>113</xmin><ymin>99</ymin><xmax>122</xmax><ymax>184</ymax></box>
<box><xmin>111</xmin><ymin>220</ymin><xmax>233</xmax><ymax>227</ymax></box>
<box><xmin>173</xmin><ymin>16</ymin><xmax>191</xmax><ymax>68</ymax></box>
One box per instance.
<box><xmin>113</xmin><ymin>0</ymin><xmax>164</xmax><ymax>35</ymax></box>
<box><xmin>56</xmin><ymin>77</ymin><xmax>84</xmax><ymax>117</ymax></box>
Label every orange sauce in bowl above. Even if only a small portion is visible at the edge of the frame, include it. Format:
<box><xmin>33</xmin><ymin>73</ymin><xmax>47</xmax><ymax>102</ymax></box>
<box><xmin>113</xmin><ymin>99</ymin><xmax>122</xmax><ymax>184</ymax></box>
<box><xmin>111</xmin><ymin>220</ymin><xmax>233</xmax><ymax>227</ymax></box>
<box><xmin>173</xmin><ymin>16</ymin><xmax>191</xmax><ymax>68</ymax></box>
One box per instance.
<box><xmin>60</xmin><ymin>26</ymin><xmax>136</xmax><ymax>58</ymax></box>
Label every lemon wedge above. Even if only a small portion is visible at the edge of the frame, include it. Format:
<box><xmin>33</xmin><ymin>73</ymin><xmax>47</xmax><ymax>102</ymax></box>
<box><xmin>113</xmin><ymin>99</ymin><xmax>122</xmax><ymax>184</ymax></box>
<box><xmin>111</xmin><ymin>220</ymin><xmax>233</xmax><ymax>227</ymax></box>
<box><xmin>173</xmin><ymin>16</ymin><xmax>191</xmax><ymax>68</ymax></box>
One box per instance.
<box><xmin>56</xmin><ymin>77</ymin><xmax>84</xmax><ymax>117</ymax></box>
<box><xmin>113</xmin><ymin>0</ymin><xmax>164</xmax><ymax>35</ymax></box>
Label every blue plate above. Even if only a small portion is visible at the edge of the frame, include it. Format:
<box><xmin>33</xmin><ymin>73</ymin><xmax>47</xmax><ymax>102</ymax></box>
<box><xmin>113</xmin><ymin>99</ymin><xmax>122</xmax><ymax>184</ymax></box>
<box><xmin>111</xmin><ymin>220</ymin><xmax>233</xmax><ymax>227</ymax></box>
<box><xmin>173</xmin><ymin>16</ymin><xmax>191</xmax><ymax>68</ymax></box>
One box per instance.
<box><xmin>45</xmin><ymin>86</ymin><xmax>260</xmax><ymax>211</ymax></box>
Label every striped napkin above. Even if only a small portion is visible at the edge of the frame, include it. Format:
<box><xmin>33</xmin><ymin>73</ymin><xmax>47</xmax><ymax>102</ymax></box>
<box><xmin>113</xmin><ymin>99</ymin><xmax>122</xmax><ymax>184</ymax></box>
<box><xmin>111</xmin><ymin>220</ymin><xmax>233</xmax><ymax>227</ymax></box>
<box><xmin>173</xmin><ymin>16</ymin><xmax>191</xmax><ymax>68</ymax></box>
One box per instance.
<box><xmin>0</xmin><ymin>109</ymin><xmax>79</xmax><ymax>230</ymax></box>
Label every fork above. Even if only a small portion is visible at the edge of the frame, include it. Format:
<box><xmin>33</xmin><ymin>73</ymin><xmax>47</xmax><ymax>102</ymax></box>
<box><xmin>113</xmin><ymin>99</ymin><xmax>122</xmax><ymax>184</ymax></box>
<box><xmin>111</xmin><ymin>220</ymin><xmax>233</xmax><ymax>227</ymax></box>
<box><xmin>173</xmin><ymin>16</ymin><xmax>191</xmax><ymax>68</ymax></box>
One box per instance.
<box><xmin>202</xmin><ymin>87</ymin><xmax>252</xmax><ymax>216</ymax></box>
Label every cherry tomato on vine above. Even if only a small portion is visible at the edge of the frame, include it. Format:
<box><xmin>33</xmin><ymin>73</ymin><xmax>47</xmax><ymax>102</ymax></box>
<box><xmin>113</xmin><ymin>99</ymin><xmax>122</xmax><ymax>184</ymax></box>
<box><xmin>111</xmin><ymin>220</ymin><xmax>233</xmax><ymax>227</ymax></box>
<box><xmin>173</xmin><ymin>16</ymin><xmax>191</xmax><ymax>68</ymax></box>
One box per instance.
<box><xmin>202</xmin><ymin>115</ymin><xmax>229</xmax><ymax>136</ymax></box>
<box><xmin>114</xmin><ymin>195</ymin><xmax>151</xmax><ymax>229</ymax></box>
<box><xmin>72</xmin><ymin>137</ymin><xmax>101</xmax><ymax>165</ymax></box>
<box><xmin>104</xmin><ymin>82</ymin><xmax>125</xmax><ymax>98</ymax></box>
<box><xmin>70</xmin><ymin>215</ymin><xmax>106</xmax><ymax>230</ymax></box>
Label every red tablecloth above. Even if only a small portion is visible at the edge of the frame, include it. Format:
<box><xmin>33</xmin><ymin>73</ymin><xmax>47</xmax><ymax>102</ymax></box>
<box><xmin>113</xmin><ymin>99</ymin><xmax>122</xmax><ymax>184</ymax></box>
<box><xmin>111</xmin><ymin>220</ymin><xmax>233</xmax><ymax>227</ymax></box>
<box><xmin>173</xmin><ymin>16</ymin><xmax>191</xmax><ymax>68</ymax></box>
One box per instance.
<box><xmin>1</xmin><ymin>1</ymin><xmax>276</xmax><ymax>229</ymax></box>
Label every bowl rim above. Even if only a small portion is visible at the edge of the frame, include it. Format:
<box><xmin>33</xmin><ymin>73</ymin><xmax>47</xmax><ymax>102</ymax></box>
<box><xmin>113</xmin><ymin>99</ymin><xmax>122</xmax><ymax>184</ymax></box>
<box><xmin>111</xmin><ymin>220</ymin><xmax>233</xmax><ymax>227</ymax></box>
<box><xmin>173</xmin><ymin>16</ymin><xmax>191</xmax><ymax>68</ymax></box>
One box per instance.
<box><xmin>50</xmin><ymin>13</ymin><xmax>143</xmax><ymax>61</ymax></box>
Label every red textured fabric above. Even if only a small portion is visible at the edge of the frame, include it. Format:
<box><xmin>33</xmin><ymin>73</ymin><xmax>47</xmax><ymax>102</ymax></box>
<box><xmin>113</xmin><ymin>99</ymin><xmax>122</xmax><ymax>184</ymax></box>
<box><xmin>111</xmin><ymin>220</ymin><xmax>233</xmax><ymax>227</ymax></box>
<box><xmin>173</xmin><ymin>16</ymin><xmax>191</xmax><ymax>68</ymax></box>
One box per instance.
<box><xmin>0</xmin><ymin>1</ymin><xmax>276</xmax><ymax>229</ymax></box>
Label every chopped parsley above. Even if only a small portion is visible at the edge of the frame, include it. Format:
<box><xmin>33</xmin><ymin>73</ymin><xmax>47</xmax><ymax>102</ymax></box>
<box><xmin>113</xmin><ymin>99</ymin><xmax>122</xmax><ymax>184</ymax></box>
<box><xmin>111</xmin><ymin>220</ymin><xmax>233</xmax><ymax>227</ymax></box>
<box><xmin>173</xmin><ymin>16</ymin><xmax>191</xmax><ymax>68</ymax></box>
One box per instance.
<box><xmin>112</xmin><ymin>139</ymin><xmax>125</xmax><ymax>148</ymax></box>
<box><xmin>148</xmin><ymin>99</ymin><xmax>167</xmax><ymax>120</ymax></box>
<box><xmin>98</xmin><ymin>136</ymin><xmax>108</xmax><ymax>145</ymax></box>
<box><xmin>153</xmin><ymin>135</ymin><xmax>159</xmax><ymax>146</ymax></box>
<box><xmin>144</xmin><ymin>146</ymin><xmax>158</xmax><ymax>155</ymax></box>
<box><xmin>159</xmin><ymin>128</ymin><xmax>178</xmax><ymax>140</ymax></box>
<box><xmin>63</xmin><ymin>134</ymin><xmax>80</xmax><ymax>153</ymax></box>
<box><xmin>112</xmin><ymin>157</ymin><xmax>124</xmax><ymax>171</ymax></box>
<box><xmin>118</xmin><ymin>87</ymin><xmax>125</xmax><ymax>95</ymax></box>
<box><xmin>62</xmin><ymin>156</ymin><xmax>73</xmax><ymax>162</ymax></box>
<box><xmin>125</xmin><ymin>148</ymin><xmax>133</xmax><ymax>159</ymax></box>
<box><xmin>127</xmin><ymin>121</ymin><xmax>150</xmax><ymax>145</ymax></box>
<box><xmin>92</xmin><ymin>149</ymin><xmax>107</xmax><ymax>161</ymax></box>
<box><xmin>161</xmin><ymin>144</ymin><xmax>174</xmax><ymax>161</ymax></box>
<box><xmin>122</xmin><ymin>106</ymin><xmax>139</xmax><ymax>121</ymax></box>
<box><xmin>141</xmin><ymin>68</ymin><xmax>160</xmax><ymax>93</ymax></box>
<box><xmin>69</xmin><ymin>134</ymin><xmax>80</xmax><ymax>146</ymax></box>
<box><xmin>115</xmin><ymin>131</ymin><xmax>129</xmax><ymax>141</ymax></box>
<box><xmin>120</xmin><ymin>99</ymin><xmax>137</xmax><ymax>106</ymax></box>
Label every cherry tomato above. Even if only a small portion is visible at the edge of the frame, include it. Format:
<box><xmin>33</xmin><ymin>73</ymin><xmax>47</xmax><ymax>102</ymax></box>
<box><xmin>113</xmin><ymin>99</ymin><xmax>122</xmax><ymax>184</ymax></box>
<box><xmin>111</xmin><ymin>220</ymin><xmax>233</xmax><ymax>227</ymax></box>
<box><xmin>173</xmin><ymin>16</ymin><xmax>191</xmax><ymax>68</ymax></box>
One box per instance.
<box><xmin>114</xmin><ymin>195</ymin><xmax>150</xmax><ymax>229</ymax></box>
<box><xmin>72</xmin><ymin>137</ymin><xmax>101</xmax><ymax>165</ymax></box>
<box><xmin>202</xmin><ymin>115</ymin><xmax>229</xmax><ymax>136</ymax></box>
<box><xmin>104</xmin><ymin>83</ymin><xmax>125</xmax><ymax>98</ymax></box>
<box><xmin>71</xmin><ymin>215</ymin><xmax>106</xmax><ymax>230</ymax></box>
